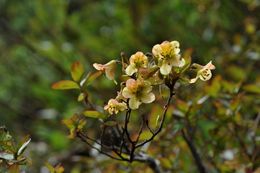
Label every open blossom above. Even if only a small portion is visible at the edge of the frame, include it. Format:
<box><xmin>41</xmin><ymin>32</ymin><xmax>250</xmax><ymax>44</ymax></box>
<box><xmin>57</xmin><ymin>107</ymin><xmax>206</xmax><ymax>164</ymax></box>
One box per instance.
<box><xmin>93</xmin><ymin>60</ymin><xmax>117</xmax><ymax>81</ymax></box>
<box><xmin>122</xmin><ymin>78</ymin><xmax>155</xmax><ymax>110</ymax></box>
<box><xmin>104</xmin><ymin>99</ymin><xmax>127</xmax><ymax>115</ymax></box>
<box><xmin>190</xmin><ymin>61</ymin><xmax>215</xmax><ymax>83</ymax></box>
<box><xmin>125</xmin><ymin>51</ymin><xmax>148</xmax><ymax>76</ymax></box>
<box><xmin>152</xmin><ymin>41</ymin><xmax>185</xmax><ymax>75</ymax></box>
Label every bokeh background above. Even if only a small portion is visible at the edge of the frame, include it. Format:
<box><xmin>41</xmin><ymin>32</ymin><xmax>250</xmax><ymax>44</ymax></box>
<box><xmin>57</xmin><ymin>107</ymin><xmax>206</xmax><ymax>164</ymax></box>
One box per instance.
<box><xmin>0</xmin><ymin>0</ymin><xmax>259</xmax><ymax>172</ymax></box>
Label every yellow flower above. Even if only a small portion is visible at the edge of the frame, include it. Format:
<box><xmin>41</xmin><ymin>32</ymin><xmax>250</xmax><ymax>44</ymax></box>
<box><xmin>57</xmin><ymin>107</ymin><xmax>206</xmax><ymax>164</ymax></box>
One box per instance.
<box><xmin>104</xmin><ymin>99</ymin><xmax>127</xmax><ymax>115</ymax></box>
<box><xmin>122</xmin><ymin>78</ymin><xmax>155</xmax><ymax>110</ymax></box>
<box><xmin>190</xmin><ymin>61</ymin><xmax>216</xmax><ymax>83</ymax></box>
<box><xmin>152</xmin><ymin>41</ymin><xmax>185</xmax><ymax>75</ymax></box>
<box><xmin>93</xmin><ymin>60</ymin><xmax>117</xmax><ymax>81</ymax></box>
<box><xmin>125</xmin><ymin>51</ymin><xmax>148</xmax><ymax>76</ymax></box>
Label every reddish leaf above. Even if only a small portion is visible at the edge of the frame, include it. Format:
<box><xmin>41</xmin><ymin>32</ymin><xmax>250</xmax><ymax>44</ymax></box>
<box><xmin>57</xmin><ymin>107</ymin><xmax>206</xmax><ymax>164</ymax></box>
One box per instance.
<box><xmin>71</xmin><ymin>61</ymin><xmax>84</xmax><ymax>82</ymax></box>
<box><xmin>52</xmin><ymin>80</ymin><xmax>79</xmax><ymax>90</ymax></box>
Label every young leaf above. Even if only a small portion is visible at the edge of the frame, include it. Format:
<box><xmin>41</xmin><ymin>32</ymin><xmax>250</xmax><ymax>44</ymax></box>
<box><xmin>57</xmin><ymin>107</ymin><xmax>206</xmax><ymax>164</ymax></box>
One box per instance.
<box><xmin>17</xmin><ymin>138</ymin><xmax>31</xmax><ymax>156</ymax></box>
<box><xmin>83</xmin><ymin>110</ymin><xmax>105</xmax><ymax>119</ymax></box>
<box><xmin>71</xmin><ymin>61</ymin><xmax>84</xmax><ymax>82</ymax></box>
<box><xmin>84</xmin><ymin>71</ymin><xmax>102</xmax><ymax>86</ymax></box>
<box><xmin>77</xmin><ymin>92</ymin><xmax>87</xmax><ymax>102</ymax></box>
<box><xmin>52</xmin><ymin>80</ymin><xmax>79</xmax><ymax>90</ymax></box>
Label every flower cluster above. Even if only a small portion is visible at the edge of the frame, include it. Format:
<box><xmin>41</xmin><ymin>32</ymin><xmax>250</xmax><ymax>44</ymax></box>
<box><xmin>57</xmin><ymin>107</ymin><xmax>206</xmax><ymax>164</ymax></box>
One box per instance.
<box><xmin>104</xmin><ymin>99</ymin><xmax>127</xmax><ymax>115</ymax></box>
<box><xmin>122</xmin><ymin>78</ymin><xmax>155</xmax><ymax>109</ymax></box>
<box><xmin>190</xmin><ymin>61</ymin><xmax>215</xmax><ymax>83</ymax></box>
<box><xmin>92</xmin><ymin>40</ymin><xmax>215</xmax><ymax>115</ymax></box>
<box><xmin>125</xmin><ymin>51</ymin><xmax>148</xmax><ymax>76</ymax></box>
<box><xmin>152</xmin><ymin>41</ymin><xmax>185</xmax><ymax>75</ymax></box>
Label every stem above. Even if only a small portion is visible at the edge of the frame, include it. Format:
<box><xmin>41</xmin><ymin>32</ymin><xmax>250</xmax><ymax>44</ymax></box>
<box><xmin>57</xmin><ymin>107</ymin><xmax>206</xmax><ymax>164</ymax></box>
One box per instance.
<box><xmin>181</xmin><ymin>130</ymin><xmax>206</xmax><ymax>173</ymax></box>
<box><xmin>136</xmin><ymin>91</ymin><xmax>174</xmax><ymax>148</ymax></box>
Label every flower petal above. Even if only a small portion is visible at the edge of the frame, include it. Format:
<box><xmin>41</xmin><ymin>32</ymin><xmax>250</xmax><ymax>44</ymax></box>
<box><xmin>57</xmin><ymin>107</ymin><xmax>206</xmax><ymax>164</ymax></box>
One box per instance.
<box><xmin>142</xmin><ymin>84</ymin><xmax>152</xmax><ymax>93</ymax></box>
<box><xmin>160</xmin><ymin>63</ymin><xmax>172</xmax><ymax>75</ymax></box>
<box><xmin>141</xmin><ymin>92</ymin><xmax>155</xmax><ymax>104</ymax></box>
<box><xmin>152</xmin><ymin>44</ymin><xmax>162</xmax><ymax>57</ymax></box>
<box><xmin>122</xmin><ymin>88</ymin><xmax>134</xmax><ymax>98</ymax></box>
<box><xmin>104</xmin><ymin>60</ymin><xmax>117</xmax><ymax>80</ymax></box>
<box><xmin>125</xmin><ymin>64</ymin><xmax>137</xmax><ymax>76</ymax></box>
<box><xmin>129</xmin><ymin>97</ymin><xmax>142</xmax><ymax>110</ymax></box>
<box><xmin>93</xmin><ymin>63</ymin><xmax>105</xmax><ymax>71</ymax></box>
<box><xmin>118</xmin><ymin>103</ymin><xmax>127</xmax><ymax>111</ymax></box>
<box><xmin>199</xmin><ymin>69</ymin><xmax>212</xmax><ymax>81</ymax></box>
<box><xmin>203</xmin><ymin>61</ymin><xmax>215</xmax><ymax>70</ymax></box>
<box><xmin>170</xmin><ymin>41</ymin><xmax>180</xmax><ymax>48</ymax></box>
<box><xmin>190</xmin><ymin>76</ymin><xmax>199</xmax><ymax>83</ymax></box>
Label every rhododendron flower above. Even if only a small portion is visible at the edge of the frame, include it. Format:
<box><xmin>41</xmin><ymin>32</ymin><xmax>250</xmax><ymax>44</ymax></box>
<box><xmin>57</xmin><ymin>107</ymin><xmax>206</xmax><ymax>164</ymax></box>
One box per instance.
<box><xmin>152</xmin><ymin>41</ymin><xmax>185</xmax><ymax>75</ymax></box>
<box><xmin>93</xmin><ymin>60</ymin><xmax>117</xmax><ymax>81</ymax></box>
<box><xmin>190</xmin><ymin>61</ymin><xmax>215</xmax><ymax>83</ymax></box>
<box><xmin>104</xmin><ymin>99</ymin><xmax>127</xmax><ymax>115</ymax></box>
<box><xmin>122</xmin><ymin>78</ymin><xmax>155</xmax><ymax>110</ymax></box>
<box><xmin>125</xmin><ymin>51</ymin><xmax>148</xmax><ymax>76</ymax></box>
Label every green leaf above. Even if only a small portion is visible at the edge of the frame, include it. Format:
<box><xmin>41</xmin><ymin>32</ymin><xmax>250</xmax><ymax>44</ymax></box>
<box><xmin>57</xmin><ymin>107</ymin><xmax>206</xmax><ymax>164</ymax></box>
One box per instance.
<box><xmin>77</xmin><ymin>92</ymin><xmax>87</xmax><ymax>102</ymax></box>
<box><xmin>206</xmin><ymin>75</ymin><xmax>221</xmax><ymax>97</ymax></box>
<box><xmin>139</xmin><ymin>130</ymin><xmax>153</xmax><ymax>141</ymax></box>
<box><xmin>104</xmin><ymin>121</ymin><xmax>117</xmax><ymax>126</ymax></box>
<box><xmin>17</xmin><ymin>138</ymin><xmax>31</xmax><ymax>156</ymax></box>
<box><xmin>149</xmin><ymin>105</ymin><xmax>162</xmax><ymax>129</ymax></box>
<box><xmin>83</xmin><ymin>110</ymin><xmax>105</xmax><ymax>119</ymax></box>
<box><xmin>52</xmin><ymin>80</ymin><xmax>79</xmax><ymax>90</ymax></box>
<box><xmin>180</xmin><ymin>48</ymin><xmax>192</xmax><ymax>73</ymax></box>
<box><xmin>243</xmin><ymin>84</ymin><xmax>260</xmax><ymax>94</ymax></box>
<box><xmin>71</xmin><ymin>61</ymin><xmax>84</xmax><ymax>82</ymax></box>
<box><xmin>84</xmin><ymin>71</ymin><xmax>102</xmax><ymax>86</ymax></box>
<box><xmin>198</xmin><ymin>120</ymin><xmax>216</xmax><ymax>139</ymax></box>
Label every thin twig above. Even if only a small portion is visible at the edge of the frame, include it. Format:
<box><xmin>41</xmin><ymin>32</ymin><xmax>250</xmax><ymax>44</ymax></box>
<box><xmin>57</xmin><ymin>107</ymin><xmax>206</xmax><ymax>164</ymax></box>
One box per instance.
<box><xmin>181</xmin><ymin>129</ymin><xmax>206</xmax><ymax>173</ymax></box>
<box><xmin>136</xmin><ymin>91</ymin><xmax>174</xmax><ymax>148</ymax></box>
<box><xmin>76</xmin><ymin>131</ymin><xmax>125</xmax><ymax>161</ymax></box>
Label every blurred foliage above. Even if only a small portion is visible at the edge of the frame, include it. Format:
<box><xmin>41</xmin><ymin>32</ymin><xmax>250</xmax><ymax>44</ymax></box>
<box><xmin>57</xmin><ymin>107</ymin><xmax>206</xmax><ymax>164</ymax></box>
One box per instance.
<box><xmin>0</xmin><ymin>0</ymin><xmax>259</xmax><ymax>172</ymax></box>
<box><xmin>0</xmin><ymin>126</ymin><xmax>31</xmax><ymax>173</ymax></box>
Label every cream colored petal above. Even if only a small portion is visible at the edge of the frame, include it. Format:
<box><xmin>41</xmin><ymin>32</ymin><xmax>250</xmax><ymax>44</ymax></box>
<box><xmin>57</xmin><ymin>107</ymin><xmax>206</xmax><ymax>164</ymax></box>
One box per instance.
<box><xmin>93</xmin><ymin>63</ymin><xmax>105</xmax><ymax>71</ymax></box>
<box><xmin>141</xmin><ymin>92</ymin><xmax>155</xmax><ymax>104</ymax></box>
<box><xmin>104</xmin><ymin>60</ymin><xmax>116</xmax><ymax>80</ymax></box>
<box><xmin>152</xmin><ymin>44</ymin><xmax>162</xmax><ymax>57</ymax></box>
<box><xmin>122</xmin><ymin>87</ymin><xmax>134</xmax><ymax>98</ymax></box>
<box><xmin>190</xmin><ymin>76</ymin><xmax>199</xmax><ymax>83</ymax></box>
<box><xmin>105</xmin><ymin>67</ymin><xmax>115</xmax><ymax>80</ymax></box>
<box><xmin>170</xmin><ymin>41</ymin><xmax>180</xmax><ymax>48</ymax></box>
<box><xmin>174</xmin><ymin>48</ymin><xmax>180</xmax><ymax>54</ymax></box>
<box><xmin>125</xmin><ymin>64</ymin><xmax>137</xmax><ymax>76</ymax></box>
<box><xmin>179</xmin><ymin>58</ymin><xmax>186</xmax><ymax>67</ymax></box>
<box><xmin>172</xmin><ymin>58</ymin><xmax>185</xmax><ymax>67</ymax></box>
<box><xmin>199</xmin><ymin>69</ymin><xmax>212</xmax><ymax>81</ymax></box>
<box><xmin>203</xmin><ymin>61</ymin><xmax>215</xmax><ymax>70</ymax></box>
<box><xmin>171</xmin><ymin>55</ymin><xmax>184</xmax><ymax>67</ymax></box>
<box><xmin>129</xmin><ymin>97</ymin><xmax>142</xmax><ymax>110</ymax></box>
<box><xmin>118</xmin><ymin>102</ymin><xmax>127</xmax><ymax>111</ymax></box>
<box><xmin>104</xmin><ymin>105</ymin><xmax>109</xmax><ymax>111</ymax></box>
<box><xmin>126</xmin><ymin>78</ymin><xmax>136</xmax><ymax>88</ymax></box>
<box><xmin>142</xmin><ymin>84</ymin><xmax>152</xmax><ymax>93</ymax></box>
<box><xmin>160</xmin><ymin>63</ymin><xmax>172</xmax><ymax>75</ymax></box>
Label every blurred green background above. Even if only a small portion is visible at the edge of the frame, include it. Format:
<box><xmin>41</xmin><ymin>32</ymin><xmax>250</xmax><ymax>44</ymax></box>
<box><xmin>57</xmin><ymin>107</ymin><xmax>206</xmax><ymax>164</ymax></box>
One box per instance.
<box><xmin>0</xmin><ymin>0</ymin><xmax>259</xmax><ymax>172</ymax></box>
